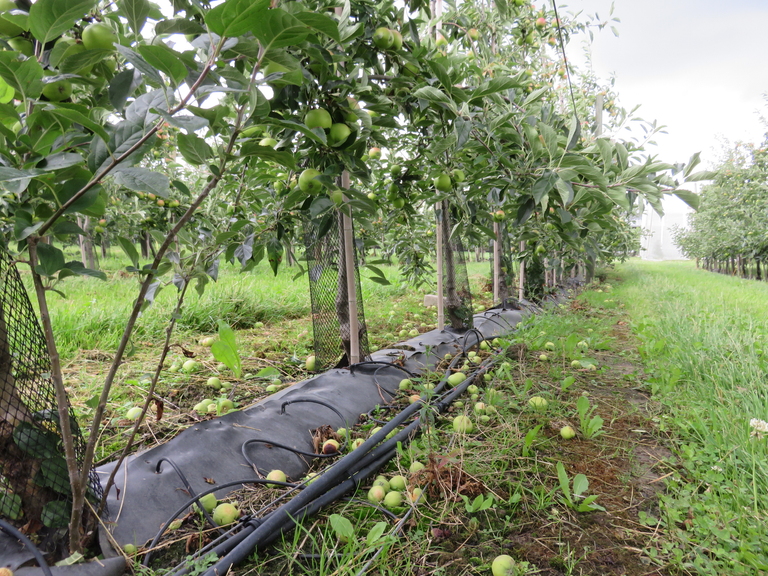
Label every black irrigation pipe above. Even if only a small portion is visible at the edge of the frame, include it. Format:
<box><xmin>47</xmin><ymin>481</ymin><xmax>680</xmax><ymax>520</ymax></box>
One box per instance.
<box><xmin>142</xmin><ymin>478</ymin><xmax>291</xmax><ymax>567</ymax></box>
<box><xmin>0</xmin><ymin>518</ymin><xmax>53</xmax><ymax>576</ymax></box>
<box><xmin>156</xmin><ymin>356</ymin><xmax>487</xmax><ymax>574</ymax></box>
<box><xmin>199</xmin><ymin>352</ymin><xmax>488</xmax><ymax>576</ymax></box>
<box><xmin>155</xmin><ymin>457</ymin><xmax>225</xmax><ymax>537</ymax></box>
<box><xmin>348</xmin><ymin>360</ymin><xmax>420</xmax><ymax>379</ymax></box>
<box><xmin>241</xmin><ymin>398</ymin><xmax>350</xmax><ymax>475</ymax></box>
<box><xmin>255</xmin><ymin>364</ymin><xmax>487</xmax><ymax>552</ymax></box>
<box><xmin>154</xmin><ymin>328</ymin><xmax>503</xmax><ymax>576</ymax></box>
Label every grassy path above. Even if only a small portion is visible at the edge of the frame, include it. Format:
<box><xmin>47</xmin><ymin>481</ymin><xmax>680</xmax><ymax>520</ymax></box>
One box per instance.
<box><xmin>42</xmin><ymin>253</ymin><xmax>768</xmax><ymax>575</ymax></box>
<box><xmin>613</xmin><ymin>260</ymin><xmax>768</xmax><ymax>575</ymax></box>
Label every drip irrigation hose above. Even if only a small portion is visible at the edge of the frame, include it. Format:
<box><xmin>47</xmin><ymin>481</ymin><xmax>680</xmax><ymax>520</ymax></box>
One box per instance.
<box><xmin>476</xmin><ymin>310</ymin><xmax>517</xmax><ymax>332</ymax></box>
<box><xmin>242</xmin><ymin>397</ymin><xmax>352</xmax><ymax>474</ymax></box>
<box><xmin>281</xmin><ymin>397</ymin><xmax>351</xmax><ymax>451</ymax></box>
<box><xmin>142</xmin><ymin>477</ymin><xmax>294</xmax><ymax>567</ymax></box>
<box><xmin>348</xmin><ymin>360</ymin><xmax>419</xmax><ymax>379</ymax></box>
<box><xmin>366</xmin><ymin>403</ymin><xmax>399</xmax><ymax>425</ymax></box>
<box><xmin>250</xmin><ymin>357</ymin><xmax>493</xmax><ymax>552</ymax></box>
<box><xmin>0</xmin><ymin>518</ymin><xmax>52</xmax><ymax>576</ymax></box>
<box><xmin>155</xmin><ymin>457</ymin><xmax>224</xmax><ymax>536</ymax></box>
<box><xmin>340</xmin><ymin>497</ymin><xmax>400</xmax><ymax>521</ymax></box>
<box><xmin>354</xmin><ymin>482</ymin><xmax>426</xmax><ymax>576</ymax></box>
<box><xmin>200</xmin><ymin>353</ymin><xmax>487</xmax><ymax>576</ymax></box>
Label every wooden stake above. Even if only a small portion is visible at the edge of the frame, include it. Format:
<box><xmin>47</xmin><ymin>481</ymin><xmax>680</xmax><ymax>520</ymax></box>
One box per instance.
<box><xmin>336</xmin><ymin>6</ymin><xmax>359</xmax><ymax>363</ymax></box>
<box><xmin>595</xmin><ymin>93</ymin><xmax>604</xmax><ymax>137</ymax></box>
<box><xmin>493</xmin><ymin>221</ymin><xmax>500</xmax><ymax>304</ymax></box>
<box><xmin>341</xmin><ymin>172</ymin><xmax>359</xmax><ymax>364</ymax></box>
<box><xmin>518</xmin><ymin>241</ymin><xmax>525</xmax><ymax>300</ymax></box>
<box><xmin>436</xmin><ymin>210</ymin><xmax>445</xmax><ymax>330</ymax></box>
<box><xmin>434</xmin><ymin>0</ymin><xmax>445</xmax><ymax>331</ymax></box>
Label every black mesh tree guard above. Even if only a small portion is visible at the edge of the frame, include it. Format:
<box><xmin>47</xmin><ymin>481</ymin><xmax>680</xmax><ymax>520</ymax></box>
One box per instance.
<box><xmin>0</xmin><ymin>246</ymin><xmax>101</xmax><ymax>540</ymax></box>
<box><xmin>490</xmin><ymin>221</ymin><xmax>518</xmax><ymax>305</ymax></box>
<box><xmin>439</xmin><ymin>200</ymin><xmax>473</xmax><ymax>331</ymax></box>
<box><xmin>303</xmin><ymin>210</ymin><xmax>370</xmax><ymax>371</ymax></box>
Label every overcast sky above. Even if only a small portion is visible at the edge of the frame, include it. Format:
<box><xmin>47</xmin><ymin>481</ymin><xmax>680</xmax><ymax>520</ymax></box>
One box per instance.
<box><xmin>562</xmin><ymin>0</ymin><xmax>768</xmax><ymax>170</ymax></box>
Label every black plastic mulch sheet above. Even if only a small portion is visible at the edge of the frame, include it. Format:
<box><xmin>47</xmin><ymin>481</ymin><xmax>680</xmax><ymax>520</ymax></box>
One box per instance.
<box><xmin>95</xmin><ymin>309</ymin><xmax>525</xmax><ymax>554</ymax></box>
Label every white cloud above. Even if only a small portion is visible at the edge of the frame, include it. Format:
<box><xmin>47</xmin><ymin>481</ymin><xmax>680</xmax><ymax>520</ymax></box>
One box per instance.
<box><xmin>565</xmin><ymin>0</ymin><xmax>768</xmax><ymax>168</ymax></box>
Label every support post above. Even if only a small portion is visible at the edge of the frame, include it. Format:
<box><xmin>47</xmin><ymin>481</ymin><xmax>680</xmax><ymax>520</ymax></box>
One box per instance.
<box><xmin>336</xmin><ymin>6</ymin><xmax>359</xmax><ymax>363</ymax></box>
<box><xmin>434</xmin><ymin>0</ymin><xmax>445</xmax><ymax>331</ymax></box>
<box><xmin>493</xmin><ymin>222</ymin><xmax>500</xmax><ymax>304</ymax></box>
<box><xmin>595</xmin><ymin>93</ymin><xmax>604</xmax><ymax>137</ymax></box>
<box><xmin>518</xmin><ymin>241</ymin><xmax>525</xmax><ymax>300</ymax></box>
<box><xmin>341</xmin><ymin>172</ymin><xmax>359</xmax><ymax>364</ymax></box>
<box><xmin>436</xmin><ymin>209</ymin><xmax>445</xmax><ymax>330</ymax></box>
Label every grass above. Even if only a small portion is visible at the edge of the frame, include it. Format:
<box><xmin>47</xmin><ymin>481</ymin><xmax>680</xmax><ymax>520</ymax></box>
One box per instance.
<box><xmin>26</xmin><ymin>248</ymin><xmax>494</xmax><ymax>359</ymax></box>
<box><xmin>136</xmin><ymin>280</ymin><xmax>669</xmax><ymax>576</ymax></box>
<box><xmin>26</xmin><ymin>248</ymin><xmax>768</xmax><ymax>574</ymax></box>
<box><xmin>611</xmin><ymin>260</ymin><xmax>768</xmax><ymax>575</ymax></box>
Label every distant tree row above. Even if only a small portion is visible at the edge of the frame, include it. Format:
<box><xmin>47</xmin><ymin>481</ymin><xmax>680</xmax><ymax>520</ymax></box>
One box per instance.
<box><xmin>673</xmin><ymin>138</ymin><xmax>768</xmax><ymax>279</ymax></box>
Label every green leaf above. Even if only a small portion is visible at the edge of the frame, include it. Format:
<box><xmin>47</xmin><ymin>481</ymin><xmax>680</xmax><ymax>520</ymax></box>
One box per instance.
<box><xmin>35</xmin><ymin>243</ymin><xmax>66</xmax><ymax>277</ymax></box>
<box><xmin>556</xmin><ymin>461</ymin><xmax>572</xmax><ymax>505</ymax></box>
<box><xmin>532</xmin><ymin>171</ymin><xmax>557</xmax><ymax>204</ymax></box>
<box><xmin>139</xmin><ymin>44</ymin><xmax>188</xmax><ymax>85</ymax></box>
<box><xmin>36</xmin><ymin>456</ymin><xmax>70</xmax><ymax>493</ymax></box>
<box><xmin>538</xmin><ymin>122</ymin><xmax>559</xmax><ymax>158</ymax></box>
<box><xmin>572</xmin><ymin>474</ymin><xmax>589</xmax><ymax>497</ymax></box>
<box><xmin>523</xmin><ymin>86</ymin><xmax>548</xmax><ymax>106</ymax></box>
<box><xmin>177</xmin><ymin>132</ymin><xmax>214</xmax><ymax>165</ymax></box>
<box><xmin>57</xmin><ymin>179</ymin><xmax>102</xmax><ymax>216</ymax></box>
<box><xmin>576</xmin><ymin>394</ymin><xmax>589</xmax><ymax>419</ymax></box>
<box><xmin>605</xmin><ymin>185</ymin><xmax>630</xmax><ymax>210</ymax></box>
<box><xmin>212</xmin><ymin>340</ymin><xmax>240</xmax><ymax>379</ymax></box>
<box><xmin>366</xmin><ymin>521</ymin><xmax>387</xmax><ymax>545</ymax></box>
<box><xmin>673</xmin><ymin>189</ymin><xmax>700</xmax><ymax>210</ymax></box>
<box><xmin>13</xmin><ymin>422</ymin><xmax>60</xmax><ymax>459</ymax></box>
<box><xmin>0</xmin><ymin>51</ymin><xmax>44</xmax><ymax>100</ymax></box>
<box><xmin>470</xmin><ymin>76</ymin><xmax>519</xmax><ymax>101</ymax></box>
<box><xmin>566</xmin><ymin>114</ymin><xmax>581</xmax><ymax>151</ymax></box>
<box><xmin>14</xmin><ymin>211</ymin><xmax>42</xmax><ymax>240</ymax></box>
<box><xmin>256</xmin><ymin>366</ymin><xmax>280</xmax><ymax>378</ymax></box>
<box><xmin>41</xmin><ymin>500</ymin><xmax>71</xmax><ymax>528</ymax></box>
<box><xmin>266</xmin><ymin>236</ymin><xmax>283</xmax><ymax>276</ymax></box>
<box><xmin>155</xmin><ymin>18</ymin><xmax>206</xmax><ymax>36</ymax></box>
<box><xmin>0</xmin><ymin>166</ymin><xmax>41</xmax><ymax>183</ymax></box>
<box><xmin>239</xmin><ymin>142</ymin><xmax>295</xmax><ymax>169</ymax></box>
<box><xmin>59</xmin><ymin>261</ymin><xmax>107</xmax><ymax>281</ymax></box>
<box><xmin>595</xmin><ymin>138</ymin><xmax>613</xmax><ymax>169</ymax></box>
<box><xmin>205</xmin><ymin>0</ymin><xmax>271</xmax><ymax>38</ymax></box>
<box><xmin>121</xmin><ymin>0</ymin><xmax>150</xmax><ymax>35</ymax></box>
<box><xmin>46</xmin><ymin>107</ymin><xmax>110</xmax><ymax>144</ymax></box>
<box><xmin>426</xmin><ymin>60</ymin><xmax>452</xmax><ymax>95</ymax></box>
<box><xmin>246</xmin><ymin>85</ymin><xmax>270</xmax><ymax>121</ymax></box>
<box><xmin>454</xmin><ymin>117</ymin><xmax>472</xmax><ymax>149</ymax></box>
<box><xmin>683</xmin><ymin>151</ymin><xmax>701</xmax><ymax>177</ymax></box>
<box><xmin>108</xmin><ymin>69</ymin><xmax>142</xmax><ymax>113</ymax></box>
<box><xmin>114</xmin><ymin>45</ymin><xmax>163</xmax><ymax>85</ymax></box>
<box><xmin>28</xmin><ymin>0</ymin><xmax>97</xmax><ymax>45</ymax></box>
<box><xmin>554</xmin><ymin>177</ymin><xmax>573</xmax><ymax>205</ymax></box>
<box><xmin>0</xmin><ymin>493</ymin><xmax>22</xmax><ymax>520</ymax></box>
<box><xmin>685</xmin><ymin>170</ymin><xmax>716</xmax><ymax>183</ymax></box>
<box><xmin>293</xmin><ymin>12</ymin><xmax>340</xmax><ymax>43</ymax></box>
<box><xmin>117</xmin><ymin>236</ymin><xmax>140</xmax><ymax>268</ymax></box>
<box><xmin>113</xmin><ymin>167</ymin><xmax>170</xmax><ymax>197</ymax></box>
<box><xmin>252</xmin><ymin>8</ymin><xmax>309</xmax><ymax>50</ymax></box>
<box><xmin>329</xmin><ymin>514</ymin><xmax>354</xmax><ymax>543</ymax></box>
<box><xmin>413</xmin><ymin>85</ymin><xmax>451</xmax><ymax>104</ymax></box>
<box><xmin>52</xmin><ymin>220</ymin><xmax>86</xmax><ymax>237</ymax></box>
<box><xmin>59</xmin><ymin>48</ymin><xmax>113</xmax><ymax>75</ymax></box>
